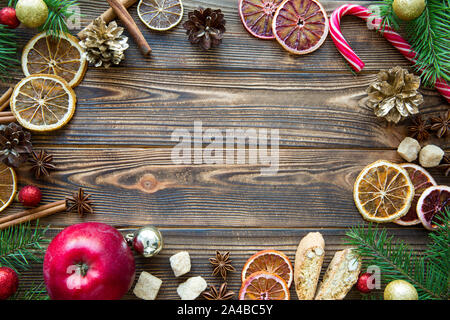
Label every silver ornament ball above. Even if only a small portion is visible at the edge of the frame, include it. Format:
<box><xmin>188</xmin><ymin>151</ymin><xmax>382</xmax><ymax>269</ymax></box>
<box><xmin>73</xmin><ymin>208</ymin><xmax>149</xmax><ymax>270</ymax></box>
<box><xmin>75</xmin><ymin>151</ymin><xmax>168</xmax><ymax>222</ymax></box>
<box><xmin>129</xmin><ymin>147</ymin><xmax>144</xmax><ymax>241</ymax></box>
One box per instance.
<box><xmin>127</xmin><ymin>226</ymin><xmax>163</xmax><ymax>258</ymax></box>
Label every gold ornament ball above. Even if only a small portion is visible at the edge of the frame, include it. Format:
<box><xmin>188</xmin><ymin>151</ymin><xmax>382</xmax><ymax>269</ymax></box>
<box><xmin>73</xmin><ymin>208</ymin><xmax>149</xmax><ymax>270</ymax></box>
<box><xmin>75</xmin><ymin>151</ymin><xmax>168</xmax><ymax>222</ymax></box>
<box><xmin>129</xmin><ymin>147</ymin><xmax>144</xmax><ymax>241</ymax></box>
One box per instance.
<box><xmin>393</xmin><ymin>0</ymin><xmax>426</xmax><ymax>21</ymax></box>
<box><xmin>15</xmin><ymin>0</ymin><xmax>49</xmax><ymax>28</ymax></box>
<box><xmin>384</xmin><ymin>280</ymin><xmax>419</xmax><ymax>300</ymax></box>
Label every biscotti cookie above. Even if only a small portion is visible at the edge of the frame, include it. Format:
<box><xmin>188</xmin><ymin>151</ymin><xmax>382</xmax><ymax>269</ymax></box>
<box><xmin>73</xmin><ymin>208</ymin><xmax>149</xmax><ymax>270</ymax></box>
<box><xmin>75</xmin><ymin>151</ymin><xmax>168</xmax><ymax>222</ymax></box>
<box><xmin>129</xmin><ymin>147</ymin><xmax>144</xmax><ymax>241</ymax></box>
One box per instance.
<box><xmin>294</xmin><ymin>232</ymin><xmax>325</xmax><ymax>300</ymax></box>
<box><xmin>315</xmin><ymin>248</ymin><xmax>361</xmax><ymax>300</ymax></box>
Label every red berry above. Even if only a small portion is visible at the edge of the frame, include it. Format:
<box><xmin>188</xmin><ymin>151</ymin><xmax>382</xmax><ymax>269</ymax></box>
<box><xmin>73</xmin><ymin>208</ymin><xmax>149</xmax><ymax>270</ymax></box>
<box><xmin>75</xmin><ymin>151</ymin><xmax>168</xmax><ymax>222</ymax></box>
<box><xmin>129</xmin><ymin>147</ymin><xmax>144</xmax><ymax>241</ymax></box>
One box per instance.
<box><xmin>0</xmin><ymin>267</ymin><xmax>19</xmax><ymax>300</ymax></box>
<box><xmin>18</xmin><ymin>185</ymin><xmax>42</xmax><ymax>207</ymax></box>
<box><xmin>0</xmin><ymin>7</ymin><xmax>20</xmax><ymax>29</ymax></box>
<box><xmin>356</xmin><ymin>272</ymin><xmax>375</xmax><ymax>294</ymax></box>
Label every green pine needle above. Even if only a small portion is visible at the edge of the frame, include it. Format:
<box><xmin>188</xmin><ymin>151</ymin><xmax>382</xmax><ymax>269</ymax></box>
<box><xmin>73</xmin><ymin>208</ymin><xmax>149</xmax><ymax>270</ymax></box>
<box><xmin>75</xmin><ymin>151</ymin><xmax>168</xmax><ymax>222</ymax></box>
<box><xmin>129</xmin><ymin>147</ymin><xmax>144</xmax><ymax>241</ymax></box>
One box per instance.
<box><xmin>346</xmin><ymin>208</ymin><xmax>449</xmax><ymax>300</ymax></box>
<box><xmin>372</xmin><ymin>0</ymin><xmax>450</xmax><ymax>87</ymax></box>
<box><xmin>0</xmin><ymin>25</ymin><xmax>19</xmax><ymax>82</ymax></box>
<box><xmin>405</xmin><ymin>0</ymin><xmax>450</xmax><ymax>86</ymax></box>
<box><xmin>40</xmin><ymin>0</ymin><xmax>78</xmax><ymax>37</ymax></box>
<box><xmin>0</xmin><ymin>221</ymin><xmax>49</xmax><ymax>274</ymax></box>
<box><xmin>11</xmin><ymin>281</ymin><xmax>49</xmax><ymax>300</ymax></box>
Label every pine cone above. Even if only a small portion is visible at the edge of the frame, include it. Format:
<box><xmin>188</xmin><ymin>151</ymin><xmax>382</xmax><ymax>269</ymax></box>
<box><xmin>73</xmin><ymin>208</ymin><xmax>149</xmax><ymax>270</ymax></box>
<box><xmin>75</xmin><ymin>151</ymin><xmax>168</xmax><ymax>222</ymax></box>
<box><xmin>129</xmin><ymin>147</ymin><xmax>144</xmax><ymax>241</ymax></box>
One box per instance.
<box><xmin>79</xmin><ymin>17</ymin><xmax>129</xmax><ymax>68</ymax></box>
<box><xmin>183</xmin><ymin>7</ymin><xmax>226</xmax><ymax>50</ymax></box>
<box><xmin>367</xmin><ymin>66</ymin><xmax>423</xmax><ymax>124</ymax></box>
<box><xmin>0</xmin><ymin>123</ymin><xmax>32</xmax><ymax>168</ymax></box>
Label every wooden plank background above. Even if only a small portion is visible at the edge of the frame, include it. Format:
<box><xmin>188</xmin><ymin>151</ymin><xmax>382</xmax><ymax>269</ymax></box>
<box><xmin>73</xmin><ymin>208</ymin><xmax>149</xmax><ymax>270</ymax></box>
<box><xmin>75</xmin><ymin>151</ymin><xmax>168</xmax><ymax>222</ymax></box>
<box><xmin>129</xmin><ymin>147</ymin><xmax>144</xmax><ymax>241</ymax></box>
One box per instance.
<box><xmin>0</xmin><ymin>0</ymin><xmax>448</xmax><ymax>300</ymax></box>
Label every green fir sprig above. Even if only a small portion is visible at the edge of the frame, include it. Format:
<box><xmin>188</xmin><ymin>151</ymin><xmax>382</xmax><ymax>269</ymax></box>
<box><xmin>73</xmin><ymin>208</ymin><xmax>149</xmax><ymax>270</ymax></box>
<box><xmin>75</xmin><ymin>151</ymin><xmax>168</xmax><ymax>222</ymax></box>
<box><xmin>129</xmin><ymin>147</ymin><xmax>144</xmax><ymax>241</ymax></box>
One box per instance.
<box><xmin>372</xmin><ymin>0</ymin><xmax>450</xmax><ymax>87</ymax></box>
<box><xmin>0</xmin><ymin>25</ymin><xmax>19</xmax><ymax>82</ymax></box>
<box><xmin>40</xmin><ymin>0</ymin><xmax>78</xmax><ymax>37</ymax></box>
<box><xmin>10</xmin><ymin>281</ymin><xmax>49</xmax><ymax>300</ymax></box>
<box><xmin>8</xmin><ymin>0</ymin><xmax>78</xmax><ymax>37</ymax></box>
<box><xmin>0</xmin><ymin>221</ymin><xmax>49</xmax><ymax>273</ymax></box>
<box><xmin>346</xmin><ymin>208</ymin><xmax>449</xmax><ymax>300</ymax></box>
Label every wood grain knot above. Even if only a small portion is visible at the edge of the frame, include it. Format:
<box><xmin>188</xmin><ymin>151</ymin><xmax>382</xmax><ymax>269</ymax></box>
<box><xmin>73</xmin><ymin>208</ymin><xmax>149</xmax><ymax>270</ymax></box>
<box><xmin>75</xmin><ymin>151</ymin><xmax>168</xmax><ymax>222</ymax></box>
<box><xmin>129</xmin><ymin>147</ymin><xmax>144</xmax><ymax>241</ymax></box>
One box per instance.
<box><xmin>139</xmin><ymin>174</ymin><xmax>159</xmax><ymax>193</ymax></box>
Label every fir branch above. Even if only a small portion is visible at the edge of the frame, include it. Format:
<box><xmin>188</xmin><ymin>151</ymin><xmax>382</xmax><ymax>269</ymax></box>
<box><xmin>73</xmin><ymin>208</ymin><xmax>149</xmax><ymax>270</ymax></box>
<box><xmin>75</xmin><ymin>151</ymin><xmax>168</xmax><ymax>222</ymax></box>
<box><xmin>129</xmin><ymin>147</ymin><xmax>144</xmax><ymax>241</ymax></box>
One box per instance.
<box><xmin>370</xmin><ymin>0</ymin><xmax>400</xmax><ymax>31</ymax></box>
<box><xmin>405</xmin><ymin>0</ymin><xmax>450</xmax><ymax>86</ymax></box>
<box><xmin>0</xmin><ymin>25</ymin><xmax>19</xmax><ymax>82</ymax></box>
<box><xmin>346</xmin><ymin>212</ymin><xmax>449</xmax><ymax>300</ymax></box>
<box><xmin>372</xmin><ymin>0</ymin><xmax>450</xmax><ymax>87</ymax></box>
<box><xmin>40</xmin><ymin>0</ymin><xmax>78</xmax><ymax>37</ymax></box>
<box><xmin>11</xmin><ymin>281</ymin><xmax>49</xmax><ymax>300</ymax></box>
<box><xmin>0</xmin><ymin>222</ymin><xmax>49</xmax><ymax>273</ymax></box>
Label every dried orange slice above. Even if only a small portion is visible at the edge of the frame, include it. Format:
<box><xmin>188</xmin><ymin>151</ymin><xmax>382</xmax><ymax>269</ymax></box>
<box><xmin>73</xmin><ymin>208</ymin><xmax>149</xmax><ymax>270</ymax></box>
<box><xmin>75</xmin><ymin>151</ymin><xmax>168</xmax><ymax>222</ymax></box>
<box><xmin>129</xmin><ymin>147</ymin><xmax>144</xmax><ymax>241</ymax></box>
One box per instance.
<box><xmin>272</xmin><ymin>0</ymin><xmax>329</xmax><ymax>54</ymax></box>
<box><xmin>394</xmin><ymin>164</ymin><xmax>437</xmax><ymax>226</ymax></box>
<box><xmin>241</xmin><ymin>249</ymin><xmax>293</xmax><ymax>288</ymax></box>
<box><xmin>239</xmin><ymin>271</ymin><xmax>290</xmax><ymax>300</ymax></box>
<box><xmin>22</xmin><ymin>32</ymin><xmax>87</xmax><ymax>88</ymax></box>
<box><xmin>354</xmin><ymin>160</ymin><xmax>414</xmax><ymax>223</ymax></box>
<box><xmin>417</xmin><ymin>185</ymin><xmax>450</xmax><ymax>231</ymax></box>
<box><xmin>138</xmin><ymin>0</ymin><xmax>183</xmax><ymax>31</ymax></box>
<box><xmin>239</xmin><ymin>0</ymin><xmax>284</xmax><ymax>39</ymax></box>
<box><xmin>10</xmin><ymin>74</ymin><xmax>76</xmax><ymax>132</ymax></box>
<box><xmin>0</xmin><ymin>163</ymin><xmax>17</xmax><ymax>213</ymax></box>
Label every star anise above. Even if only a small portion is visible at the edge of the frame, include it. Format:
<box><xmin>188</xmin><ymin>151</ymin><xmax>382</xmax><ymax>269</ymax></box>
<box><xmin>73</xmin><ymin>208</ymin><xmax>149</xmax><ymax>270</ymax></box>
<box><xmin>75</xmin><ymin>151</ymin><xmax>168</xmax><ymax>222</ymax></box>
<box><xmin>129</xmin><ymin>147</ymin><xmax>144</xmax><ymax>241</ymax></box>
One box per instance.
<box><xmin>209</xmin><ymin>251</ymin><xmax>236</xmax><ymax>280</ymax></box>
<box><xmin>202</xmin><ymin>282</ymin><xmax>235</xmax><ymax>300</ymax></box>
<box><xmin>408</xmin><ymin>116</ymin><xmax>431</xmax><ymax>142</ymax></box>
<box><xmin>66</xmin><ymin>188</ymin><xmax>94</xmax><ymax>216</ymax></box>
<box><xmin>430</xmin><ymin>111</ymin><xmax>450</xmax><ymax>138</ymax></box>
<box><xmin>29</xmin><ymin>149</ymin><xmax>56</xmax><ymax>179</ymax></box>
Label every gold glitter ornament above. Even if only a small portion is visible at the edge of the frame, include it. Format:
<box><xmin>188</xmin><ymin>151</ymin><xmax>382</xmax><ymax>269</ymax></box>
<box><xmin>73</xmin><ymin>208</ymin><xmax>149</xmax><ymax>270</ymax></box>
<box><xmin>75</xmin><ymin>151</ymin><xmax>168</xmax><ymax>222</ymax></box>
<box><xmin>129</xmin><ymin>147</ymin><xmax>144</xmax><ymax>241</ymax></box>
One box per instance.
<box><xmin>384</xmin><ymin>280</ymin><xmax>418</xmax><ymax>300</ymax></box>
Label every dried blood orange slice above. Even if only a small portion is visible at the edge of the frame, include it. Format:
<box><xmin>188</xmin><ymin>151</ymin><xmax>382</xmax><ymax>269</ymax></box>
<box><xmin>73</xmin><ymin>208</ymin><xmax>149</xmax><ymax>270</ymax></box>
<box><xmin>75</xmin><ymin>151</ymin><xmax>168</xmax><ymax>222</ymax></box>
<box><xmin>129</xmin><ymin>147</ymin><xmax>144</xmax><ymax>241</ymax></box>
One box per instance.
<box><xmin>138</xmin><ymin>0</ymin><xmax>183</xmax><ymax>31</ymax></box>
<box><xmin>10</xmin><ymin>74</ymin><xmax>77</xmax><ymax>132</ymax></box>
<box><xmin>0</xmin><ymin>163</ymin><xmax>16</xmax><ymax>213</ymax></box>
<box><xmin>272</xmin><ymin>0</ymin><xmax>329</xmax><ymax>54</ymax></box>
<box><xmin>241</xmin><ymin>249</ymin><xmax>293</xmax><ymax>287</ymax></box>
<box><xmin>353</xmin><ymin>160</ymin><xmax>414</xmax><ymax>223</ymax></box>
<box><xmin>239</xmin><ymin>0</ymin><xmax>284</xmax><ymax>39</ymax></box>
<box><xmin>395</xmin><ymin>164</ymin><xmax>437</xmax><ymax>226</ymax></box>
<box><xmin>417</xmin><ymin>185</ymin><xmax>450</xmax><ymax>231</ymax></box>
<box><xmin>239</xmin><ymin>271</ymin><xmax>290</xmax><ymax>300</ymax></box>
<box><xmin>22</xmin><ymin>32</ymin><xmax>87</xmax><ymax>88</ymax></box>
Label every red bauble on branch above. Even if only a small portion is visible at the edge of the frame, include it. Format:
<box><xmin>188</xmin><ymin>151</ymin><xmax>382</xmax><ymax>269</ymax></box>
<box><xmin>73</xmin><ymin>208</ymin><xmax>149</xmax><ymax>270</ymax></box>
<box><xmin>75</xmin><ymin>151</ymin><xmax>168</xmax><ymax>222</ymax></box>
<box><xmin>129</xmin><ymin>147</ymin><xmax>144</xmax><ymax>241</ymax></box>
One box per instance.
<box><xmin>356</xmin><ymin>272</ymin><xmax>375</xmax><ymax>294</ymax></box>
<box><xmin>0</xmin><ymin>267</ymin><xmax>19</xmax><ymax>300</ymax></box>
<box><xmin>0</xmin><ymin>7</ymin><xmax>20</xmax><ymax>29</ymax></box>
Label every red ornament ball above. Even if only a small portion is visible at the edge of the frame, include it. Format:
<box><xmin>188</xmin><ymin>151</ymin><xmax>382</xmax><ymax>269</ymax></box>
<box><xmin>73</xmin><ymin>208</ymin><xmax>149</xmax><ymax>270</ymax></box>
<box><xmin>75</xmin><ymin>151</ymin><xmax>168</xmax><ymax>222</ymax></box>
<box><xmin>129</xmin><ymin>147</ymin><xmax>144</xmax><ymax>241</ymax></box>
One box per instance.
<box><xmin>0</xmin><ymin>7</ymin><xmax>20</xmax><ymax>29</ymax></box>
<box><xmin>356</xmin><ymin>272</ymin><xmax>375</xmax><ymax>294</ymax></box>
<box><xmin>18</xmin><ymin>185</ymin><xmax>42</xmax><ymax>207</ymax></box>
<box><xmin>0</xmin><ymin>267</ymin><xmax>19</xmax><ymax>300</ymax></box>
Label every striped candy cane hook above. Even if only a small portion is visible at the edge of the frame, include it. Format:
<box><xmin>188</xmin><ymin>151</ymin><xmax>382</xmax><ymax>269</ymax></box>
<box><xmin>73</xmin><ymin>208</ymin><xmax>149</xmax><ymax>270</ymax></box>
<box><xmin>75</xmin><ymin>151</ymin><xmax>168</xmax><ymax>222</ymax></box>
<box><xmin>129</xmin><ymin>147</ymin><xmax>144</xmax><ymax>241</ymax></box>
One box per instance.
<box><xmin>329</xmin><ymin>4</ymin><xmax>450</xmax><ymax>102</ymax></box>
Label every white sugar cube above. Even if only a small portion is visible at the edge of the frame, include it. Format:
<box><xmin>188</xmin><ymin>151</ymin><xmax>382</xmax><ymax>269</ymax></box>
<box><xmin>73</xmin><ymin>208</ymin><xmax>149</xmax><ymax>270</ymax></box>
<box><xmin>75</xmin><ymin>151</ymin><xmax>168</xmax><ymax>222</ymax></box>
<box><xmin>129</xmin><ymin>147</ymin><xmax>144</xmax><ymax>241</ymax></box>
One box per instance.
<box><xmin>177</xmin><ymin>276</ymin><xmax>207</xmax><ymax>300</ymax></box>
<box><xmin>170</xmin><ymin>251</ymin><xmax>191</xmax><ymax>277</ymax></box>
<box><xmin>419</xmin><ymin>144</ymin><xmax>444</xmax><ymax>168</ymax></box>
<box><xmin>397</xmin><ymin>137</ymin><xmax>421</xmax><ymax>162</ymax></box>
<box><xmin>133</xmin><ymin>271</ymin><xmax>162</xmax><ymax>300</ymax></box>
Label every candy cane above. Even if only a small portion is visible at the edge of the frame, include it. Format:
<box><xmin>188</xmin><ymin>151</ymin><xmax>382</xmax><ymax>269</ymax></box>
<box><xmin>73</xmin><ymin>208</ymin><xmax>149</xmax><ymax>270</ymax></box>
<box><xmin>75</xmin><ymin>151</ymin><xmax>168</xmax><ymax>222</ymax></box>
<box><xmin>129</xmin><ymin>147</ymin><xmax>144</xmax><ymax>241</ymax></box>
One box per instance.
<box><xmin>329</xmin><ymin>4</ymin><xmax>450</xmax><ymax>102</ymax></box>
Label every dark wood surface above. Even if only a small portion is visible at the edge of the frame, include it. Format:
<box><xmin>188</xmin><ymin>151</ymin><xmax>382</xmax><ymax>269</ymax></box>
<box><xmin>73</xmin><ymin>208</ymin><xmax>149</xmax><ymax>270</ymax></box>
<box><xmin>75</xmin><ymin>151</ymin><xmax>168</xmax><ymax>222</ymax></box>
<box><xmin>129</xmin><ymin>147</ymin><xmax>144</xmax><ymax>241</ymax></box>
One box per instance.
<box><xmin>0</xmin><ymin>0</ymin><xmax>448</xmax><ymax>300</ymax></box>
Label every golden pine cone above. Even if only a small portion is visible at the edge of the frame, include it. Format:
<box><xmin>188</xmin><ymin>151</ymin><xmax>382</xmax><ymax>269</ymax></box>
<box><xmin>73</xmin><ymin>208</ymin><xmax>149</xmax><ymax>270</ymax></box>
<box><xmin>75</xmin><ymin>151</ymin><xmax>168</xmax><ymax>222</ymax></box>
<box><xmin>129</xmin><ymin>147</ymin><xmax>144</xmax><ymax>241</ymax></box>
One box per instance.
<box><xmin>79</xmin><ymin>17</ymin><xmax>129</xmax><ymax>68</ymax></box>
<box><xmin>367</xmin><ymin>66</ymin><xmax>424</xmax><ymax>123</ymax></box>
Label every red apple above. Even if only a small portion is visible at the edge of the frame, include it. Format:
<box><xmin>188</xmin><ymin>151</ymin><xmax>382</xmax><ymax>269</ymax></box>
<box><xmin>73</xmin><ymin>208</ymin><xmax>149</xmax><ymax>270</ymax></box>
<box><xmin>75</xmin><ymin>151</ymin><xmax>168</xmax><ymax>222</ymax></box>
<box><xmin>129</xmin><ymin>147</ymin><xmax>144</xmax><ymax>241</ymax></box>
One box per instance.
<box><xmin>43</xmin><ymin>222</ymin><xmax>135</xmax><ymax>300</ymax></box>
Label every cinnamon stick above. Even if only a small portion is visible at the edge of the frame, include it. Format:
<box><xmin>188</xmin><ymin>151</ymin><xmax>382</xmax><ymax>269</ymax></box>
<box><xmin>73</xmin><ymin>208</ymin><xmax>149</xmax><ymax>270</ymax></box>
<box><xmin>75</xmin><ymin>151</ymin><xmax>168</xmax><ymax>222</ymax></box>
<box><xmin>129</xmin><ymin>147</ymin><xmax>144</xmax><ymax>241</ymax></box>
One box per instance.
<box><xmin>0</xmin><ymin>200</ymin><xmax>66</xmax><ymax>225</ymax></box>
<box><xmin>0</xmin><ymin>200</ymin><xmax>67</xmax><ymax>230</ymax></box>
<box><xmin>0</xmin><ymin>111</ymin><xmax>15</xmax><ymax>124</ymax></box>
<box><xmin>0</xmin><ymin>87</ymin><xmax>12</xmax><ymax>105</ymax></box>
<box><xmin>0</xmin><ymin>87</ymin><xmax>12</xmax><ymax>112</ymax></box>
<box><xmin>78</xmin><ymin>0</ymin><xmax>138</xmax><ymax>39</ymax></box>
<box><xmin>106</xmin><ymin>0</ymin><xmax>152</xmax><ymax>56</ymax></box>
